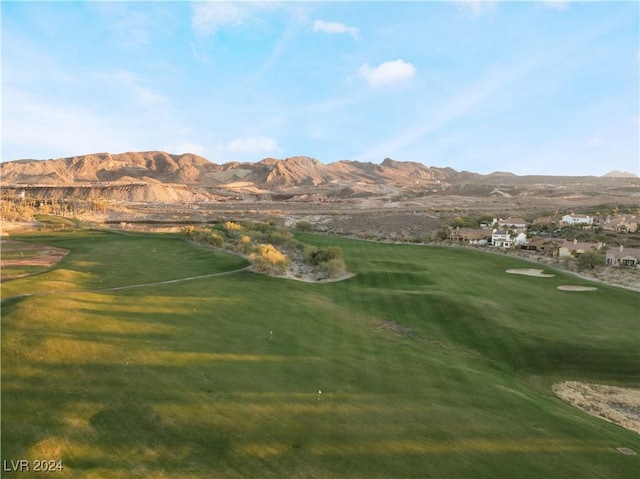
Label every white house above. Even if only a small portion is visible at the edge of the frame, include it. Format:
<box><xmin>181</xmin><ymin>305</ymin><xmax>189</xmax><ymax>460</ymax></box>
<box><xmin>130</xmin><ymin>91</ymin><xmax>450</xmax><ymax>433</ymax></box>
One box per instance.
<box><xmin>491</xmin><ymin>229</ymin><xmax>512</xmax><ymax>248</ymax></box>
<box><xmin>514</xmin><ymin>232</ymin><xmax>528</xmax><ymax>247</ymax></box>
<box><xmin>561</xmin><ymin>214</ymin><xmax>593</xmax><ymax>226</ymax></box>
<box><xmin>494</xmin><ymin>217</ymin><xmax>529</xmax><ymax>229</ymax></box>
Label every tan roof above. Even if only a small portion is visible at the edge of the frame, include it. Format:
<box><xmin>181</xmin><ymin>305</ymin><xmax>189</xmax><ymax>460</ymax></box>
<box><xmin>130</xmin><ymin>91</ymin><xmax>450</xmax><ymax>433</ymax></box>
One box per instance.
<box><xmin>606</xmin><ymin>247</ymin><xmax>640</xmax><ymax>260</ymax></box>
<box><xmin>498</xmin><ymin>217</ymin><xmax>528</xmax><ymax>225</ymax></box>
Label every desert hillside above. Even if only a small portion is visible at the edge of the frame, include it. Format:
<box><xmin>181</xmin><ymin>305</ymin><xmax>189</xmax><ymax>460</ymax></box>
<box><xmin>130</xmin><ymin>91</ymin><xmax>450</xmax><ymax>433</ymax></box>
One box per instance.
<box><xmin>1</xmin><ymin>151</ymin><xmax>637</xmax><ymax>204</ymax></box>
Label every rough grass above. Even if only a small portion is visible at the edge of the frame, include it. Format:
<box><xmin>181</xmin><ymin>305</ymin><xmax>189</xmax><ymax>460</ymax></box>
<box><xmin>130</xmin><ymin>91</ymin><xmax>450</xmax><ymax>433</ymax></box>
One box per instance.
<box><xmin>1</xmin><ymin>231</ymin><xmax>638</xmax><ymax>478</ymax></box>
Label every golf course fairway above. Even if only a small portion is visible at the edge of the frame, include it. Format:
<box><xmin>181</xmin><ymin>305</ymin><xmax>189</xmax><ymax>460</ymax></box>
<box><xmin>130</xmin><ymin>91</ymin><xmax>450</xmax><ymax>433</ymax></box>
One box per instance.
<box><xmin>1</xmin><ymin>229</ymin><xmax>638</xmax><ymax>478</ymax></box>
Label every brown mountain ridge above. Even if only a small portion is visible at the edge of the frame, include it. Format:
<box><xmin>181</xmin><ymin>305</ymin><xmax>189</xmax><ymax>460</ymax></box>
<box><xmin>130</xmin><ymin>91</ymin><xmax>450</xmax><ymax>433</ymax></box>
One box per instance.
<box><xmin>1</xmin><ymin>151</ymin><xmax>637</xmax><ymax>204</ymax></box>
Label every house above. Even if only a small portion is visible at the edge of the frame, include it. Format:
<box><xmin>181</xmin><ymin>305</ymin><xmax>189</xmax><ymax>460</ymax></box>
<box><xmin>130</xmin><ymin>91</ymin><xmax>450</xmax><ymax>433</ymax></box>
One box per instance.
<box><xmin>526</xmin><ymin>237</ymin><xmax>561</xmax><ymax>254</ymax></box>
<box><xmin>514</xmin><ymin>232</ymin><xmax>528</xmax><ymax>247</ymax></box>
<box><xmin>495</xmin><ymin>217</ymin><xmax>529</xmax><ymax>229</ymax></box>
<box><xmin>556</xmin><ymin>239</ymin><xmax>601</xmax><ymax>258</ymax></box>
<box><xmin>602</xmin><ymin>215</ymin><xmax>638</xmax><ymax>233</ymax></box>
<box><xmin>605</xmin><ymin>246</ymin><xmax>640</xmax><ymax>267</ymax></box>
<box><xmin>448</xmin><ymin>228</ymin><xmax>491</xmax><ymax>245</ymax></box>
<box><xmin>491</xmin><ymin>229</ymin><xmax>513</xmax><ymax>248</ymax></box>
<box><xmin>561</xmin><ymin>214</ymin><xmax>594</xmax><ymax>226</ymax></box>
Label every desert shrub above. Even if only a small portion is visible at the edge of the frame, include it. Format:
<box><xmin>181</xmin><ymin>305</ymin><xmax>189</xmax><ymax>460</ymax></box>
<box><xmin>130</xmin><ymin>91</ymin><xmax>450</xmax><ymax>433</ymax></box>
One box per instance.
<box><xmin>319</xmin><ymin>258</ymin><xmax>347</xmax><ymax>278</ymax></box>
<box><xmin>315</xmin><ymin>246</ymin><xmax>343</xmax><ymax>264</ymax></box>
<box><xmin>303</xmin><ymin>245</ymin><xmax>344</xmax><ymax>265</ymax></box>
<box><xmin>239</xmin><ymin>236</ymin><xmax>253</xmax><ymax>254</ymax></box>
<box><xmin>286</xmin><ymin>238</ymin><xmax>305</xmax><ymax>251</ymax></box>
<box><xmin>250</xmin><ymin>244</ymin><xmax>289</xmax><ymax>274</ymax></box>
<box><xmin>1</xmin><ymin>200</ymin><xmax>36</xmax><ymax>222</ymax></box>
<box><xmin>245</xmin><ymin>221</ymin><xmax>271</xmax><ymax>233</ymax></box>
<box><xmin>267</xmin><ymin>230</ymin><xmax>293</xmax><ymax>245</ymax></box>
<box><xmin>208</xmin><ymin>232</ymin><xmax>224</xmax><ymax>247</ymax></box>
<box><xmin>302</xmin><ymin>245</ymin><xmax>319</xmax><ymax>264</ymax></box>
<box><xmin>295</xmin><ymin>220</ymin><xmax>314</xmax><ymax>232</ymax></box>
<box><xmin>264</xmin><ymin>216</ymin><xmax>285</xmax><ymax>228</ymax></box>
<box><xmin>224</xmin><ymin>221</ymin><xmax>243</xmax><ymax>231</ymax></box>
<box><xmin>183</xmin><ymin>225</ymin><xmax>198</xmax><ymax>239</ymax></box>
<box><xmin>222</xmin><ymin>221</ymin><xmax>243</xmax><ymax>238</ymax></box>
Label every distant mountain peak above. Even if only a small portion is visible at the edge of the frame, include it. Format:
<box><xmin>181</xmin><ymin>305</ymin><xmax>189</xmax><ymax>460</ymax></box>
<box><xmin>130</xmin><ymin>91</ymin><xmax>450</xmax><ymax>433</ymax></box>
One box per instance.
<box><xmin>602</xmin><ymin>170</ymin><xmax>638</xmax><ymax>178</ymax></box>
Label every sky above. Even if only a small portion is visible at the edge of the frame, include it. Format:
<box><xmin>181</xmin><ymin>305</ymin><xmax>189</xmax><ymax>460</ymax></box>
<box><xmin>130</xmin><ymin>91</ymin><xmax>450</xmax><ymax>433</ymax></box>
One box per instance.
<box><xmin>2</xmin><ymin>0</ymin><xmax>638</xmax><ymax>176</ymax></box>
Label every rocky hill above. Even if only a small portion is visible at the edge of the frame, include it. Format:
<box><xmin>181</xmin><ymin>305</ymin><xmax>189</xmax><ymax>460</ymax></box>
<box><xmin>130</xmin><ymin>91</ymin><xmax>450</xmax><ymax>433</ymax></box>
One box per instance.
<box><xmin>1</xmin><ymin>151</ymin><xmax>637</xmax><ymax>204</ymax></box>
<box><xmin>0</xmin><ymin>150</ymin><xmax>475</xmax><ymax>190</ymax></box>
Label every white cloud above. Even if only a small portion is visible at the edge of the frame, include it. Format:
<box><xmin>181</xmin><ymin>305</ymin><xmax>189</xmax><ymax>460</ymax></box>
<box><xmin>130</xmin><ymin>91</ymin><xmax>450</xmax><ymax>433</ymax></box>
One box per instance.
<box><xmin>542</xmin><ymin>0</ymin><xmax>570</xmax><ymax>11</ymax></box>
<box><xmin>227</xmin><ymin>136</ymin><xmax>280</xmax><ymax>154</ymax></box>
<box><xmin>113</xmin><ymin>70</ymin><xmax>169</xmax><ymax>107</ymax></box>
<box><xmin>2</xmin><ymin>88</ymin><xmax>132</xmax><ymax>160</ymax></box>
<box><xmin>359</xmin><ymin>59</ymin><xmax>416</xmax><ymax>87</ymax></box>
<box><xmin>191</xmin><ymin>2</ymin><xmax>249</xmax><ymax>36</ymax></box>
<box><xmin>313</xmin><ymin>20</ymin><xmax>358</xmax><ymax>40</ymax></box>
<box><xmin>456</xmin><ymin>0</ymin><xmax>497</xmax><ymax>18</ymax></box>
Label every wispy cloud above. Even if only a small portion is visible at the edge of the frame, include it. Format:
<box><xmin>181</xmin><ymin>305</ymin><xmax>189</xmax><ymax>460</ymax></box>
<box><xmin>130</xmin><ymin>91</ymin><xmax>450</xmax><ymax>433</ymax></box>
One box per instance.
<box><xmin>456</xmin><ymin>0</ymin><xmax>497</xmax><ymax>18</ymax></box>
<box><xmin>359</xmin><ymin>60</ymin><xmax>416</xmax><ymax>87</ymax></box>
<box><xmin>91</xmin><ymin>2</ymin><xmax>159</xmax><ymax>48</ymax></box>
<box><xmin>313</xmin><ymin>20</ymin><xmax>358</xmax><ymax>40</ymax></box>
<box><xmin>191</xmin><ymin>2</ymin><xmax>249</xmax><ymax>36</ymax></box>
<box><xmin>541</xmin><ymin>0</ymin><xmax>570</xmax><ymax>11</ymax></box>
<box><xmin>113</xmin><ymin>70</ymin><xmax>170</xmax><ymax>107</ymax></box>
<box><xmin>2</xmin><ymin>87</ymin><xmax>132</xmax><ymax>160</ymax></box>
<box><xmin>227</xmin><ymin>136</ymin><xmax>280</xmax><ymax>154</ymax></box>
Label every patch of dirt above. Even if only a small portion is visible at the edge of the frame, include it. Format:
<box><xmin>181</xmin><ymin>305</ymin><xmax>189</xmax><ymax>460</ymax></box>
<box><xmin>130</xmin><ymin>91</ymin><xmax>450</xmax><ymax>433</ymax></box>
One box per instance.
<box><xmin>374</xmin><ymin>319</ymin><xmax>426</xmax><ymax>342</ymax></box>
<box><xmin>557</xmin><ymin>285</ymin><xmax>598</xmax><ymax>291</ymax></box>
<box><xmin>0</xmin><ymin>240</ymin><xmax>69</xmax><ymax>280</ymax></box>
<box><xmin>552</xmin><ymin>381</ymin><xmax>640</xmax><ymax>434</ymax></box>
<box><xmin>505</xmin><ymin>268</ymin><xmax>555</xmax><ymax>277</ymax></box>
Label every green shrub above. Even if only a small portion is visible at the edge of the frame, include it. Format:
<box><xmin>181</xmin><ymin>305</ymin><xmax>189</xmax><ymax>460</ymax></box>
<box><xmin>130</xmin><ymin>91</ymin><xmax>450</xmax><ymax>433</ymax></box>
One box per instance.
<box><xmin>295</xmin><ymin>220</ymin><xmax>314</xmax><ymax>232</ymax></box>
<box><xmin>319</xmin><ymin>258</ymin><xmax>347</xmax><ymax>278</ymax></box>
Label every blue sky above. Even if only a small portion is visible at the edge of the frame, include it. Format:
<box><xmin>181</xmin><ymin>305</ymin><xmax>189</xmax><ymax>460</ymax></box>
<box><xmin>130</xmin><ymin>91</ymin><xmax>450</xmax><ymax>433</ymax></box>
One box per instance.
<box><xmin>2</xmin><ymin>1</ymin><xmax>638</xmax><ymax>175</ymax></box>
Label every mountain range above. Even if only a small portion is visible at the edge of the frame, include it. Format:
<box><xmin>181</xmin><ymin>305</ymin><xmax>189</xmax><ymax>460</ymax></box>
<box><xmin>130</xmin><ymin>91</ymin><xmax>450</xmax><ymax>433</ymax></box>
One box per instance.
<box><xmin>1</xmin><ymin>151</ymin><xmax>637</xmax><ymax>203</ymax></box>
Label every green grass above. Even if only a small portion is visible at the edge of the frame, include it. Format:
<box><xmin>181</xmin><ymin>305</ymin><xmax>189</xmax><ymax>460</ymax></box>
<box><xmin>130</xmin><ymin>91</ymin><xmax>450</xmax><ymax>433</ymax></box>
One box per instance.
<box><xmin>34</xmin><ymin>214</ymin><xmax>80</xmax><ymax>227</ymax></box>
<box><xmin>1</xmin><ymin>231</ymin><xmax>638</xmax><ymax>478</ymax></box>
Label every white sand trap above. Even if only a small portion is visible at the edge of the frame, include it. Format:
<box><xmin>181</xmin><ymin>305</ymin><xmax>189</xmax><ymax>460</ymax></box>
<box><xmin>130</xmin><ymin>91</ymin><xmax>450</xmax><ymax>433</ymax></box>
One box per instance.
<box><xmin>505</xmin><ymin>268</ymin><xmax>555</xmax><ymax>277</ymax></box>
<box><xmin>557</xmin><ymin>285</ymin><xmax>598</xmax><ymax>291</ymax></box>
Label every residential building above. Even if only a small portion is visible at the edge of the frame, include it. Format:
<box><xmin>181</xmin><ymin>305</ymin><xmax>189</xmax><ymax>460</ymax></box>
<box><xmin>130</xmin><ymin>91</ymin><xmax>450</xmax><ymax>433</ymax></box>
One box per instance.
<box><xmin>602</xmin><ymin>215</ymin><xmax>638</xmax><ymax>233</ymax></box>
<box><xmin>556</xmin><ymin>239</ymin><xmax>601</xmax><ymax>258</ymax></box>
<box><xmin>491</xmin><ymin>229</ymin><xmax>513</xmax><ymax>248</ymax></box>
<box><xmin>605</xmin><ymin>246</ymin><xmax>640</xmax><ymax>267</ymax></box>
<box><xmin>495</xmin><ymin>217</ymin><xmax>529</xmax><ymax>229</ymax></box>
<box><xmin>561</xmin><ymin>214</ymin><xmax>594</xmax><ymax>225</ymax></box>
<box><xmin>448</xmin><ymin>228</ymin><xmax>491</xmax><ymax>245</ymax></box>
<box><xmin>526</xmin><ymin>237</ymin><xmax>561</xmax><ymax>254</ymax></box>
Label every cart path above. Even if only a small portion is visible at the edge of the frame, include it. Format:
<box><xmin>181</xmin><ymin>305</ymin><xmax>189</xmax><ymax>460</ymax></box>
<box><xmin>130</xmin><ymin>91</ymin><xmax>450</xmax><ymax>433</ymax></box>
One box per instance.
<box><xmin>0</xmin><ymin>265</ymin><xmax>252</xmax><ymax>303</ymax></box>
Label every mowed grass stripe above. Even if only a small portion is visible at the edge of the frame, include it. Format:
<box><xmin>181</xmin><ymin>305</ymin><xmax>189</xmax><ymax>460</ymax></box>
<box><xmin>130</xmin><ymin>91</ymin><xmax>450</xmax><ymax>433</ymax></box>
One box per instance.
<box><xmin>1</xmin><ymin>229</ymin><xmax>249</xmax><ymax>299</ymax></box>
<box><xmin>1</xmin><ymin>230</ymin><xmax>638</xmax><ymax>478</ymax></box>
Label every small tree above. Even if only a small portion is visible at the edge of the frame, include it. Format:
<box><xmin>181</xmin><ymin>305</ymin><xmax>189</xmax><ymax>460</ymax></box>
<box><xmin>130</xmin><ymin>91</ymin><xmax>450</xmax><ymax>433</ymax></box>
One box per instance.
<box><xmin>577</xmin><ymin>250</ymin><xmax>605</xmax><ymax>270</ymax></box>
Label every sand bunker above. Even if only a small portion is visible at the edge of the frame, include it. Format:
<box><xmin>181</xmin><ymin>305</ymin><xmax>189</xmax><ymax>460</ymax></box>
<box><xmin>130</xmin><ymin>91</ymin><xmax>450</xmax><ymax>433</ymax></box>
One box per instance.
<box><xmin>553</xmin><ymin>381</ymin><xmax>640</xmax><ymax>435</ymax></box>
<box><xmin>557</xmin><ymin>285</ymin><xmax>598</xmax><ymax>291</ymax></box>
<box><xmin>505</xmin><ymin>268</ymin><xmax>555</xmax><ymax>277</ymax></box>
